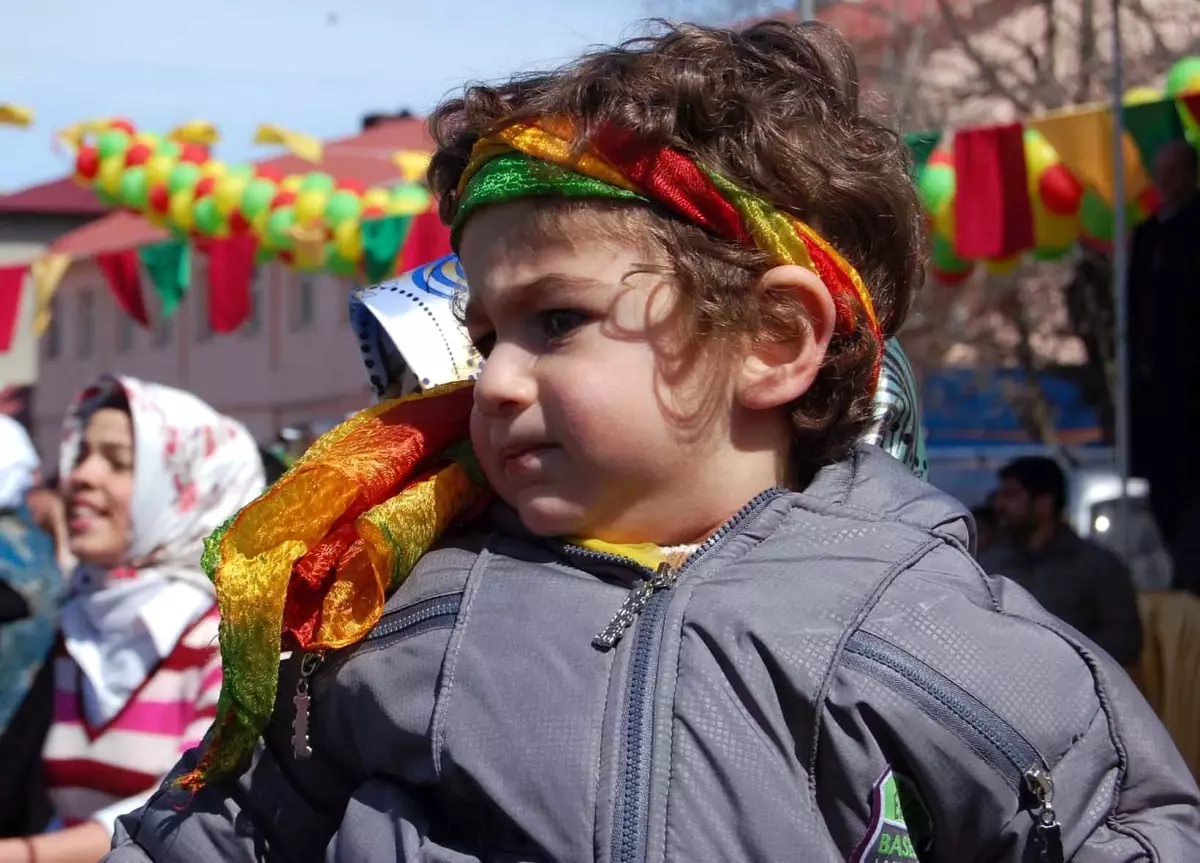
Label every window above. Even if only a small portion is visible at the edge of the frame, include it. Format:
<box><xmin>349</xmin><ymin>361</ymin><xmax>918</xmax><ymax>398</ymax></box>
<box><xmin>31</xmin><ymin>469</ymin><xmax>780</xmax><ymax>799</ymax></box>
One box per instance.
<box><xmin>243</xmin><ymin>267</ymin><xmax>264</xmax><ymax>337</ymax></box>
<box><xmin>76</xmin><ymin>290</ymin><xmax>95</xmax><ymax>360</ymax></box>
<box><xmin>292</xmin><ymin>274</ymin><xmax>316</xmax><ymax>331</ymax></box>
<box><xmin>116</xmin><ymin>310</ymin><xmax>134</xmax><ymax>353</ymax></box>
<box><xmin>196</xmin><ymin>277</ymin><xmax>213</xmax><ymax>342</ymax></box>
<box><xmin>153</xmin><ymin>314</ymin><xmax>174</xmax><ymax>349</ymax></box>
<box><xmin>45</xmin><ymin>295</ymin><xmax>61</xmax><ymax>360</ymax></box>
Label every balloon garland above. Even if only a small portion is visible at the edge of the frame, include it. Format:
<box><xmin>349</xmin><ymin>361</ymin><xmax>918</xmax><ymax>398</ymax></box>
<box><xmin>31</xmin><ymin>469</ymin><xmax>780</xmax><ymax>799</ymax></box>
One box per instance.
<box><xmin>71</xmin><ymin>118</ymin><xmax>432</xmax><ymax>276</ymax></box>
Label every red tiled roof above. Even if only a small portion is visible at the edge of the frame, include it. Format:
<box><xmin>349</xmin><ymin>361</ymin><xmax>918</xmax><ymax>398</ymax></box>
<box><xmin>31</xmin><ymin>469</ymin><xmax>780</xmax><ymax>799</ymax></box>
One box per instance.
<box><xmin>745</xmin><ymin>0</ymin><xmax>1006</xmax><ymax>49</ymax></box>
<box><xmin>49</xmin><ymin>116</ymin><xmax>433</xmax><ymax>259</ymax></box>
<box><xmin>0</xmin><ymin>176</ymin><xmax>111</xmax><ymax>216</ymax></box>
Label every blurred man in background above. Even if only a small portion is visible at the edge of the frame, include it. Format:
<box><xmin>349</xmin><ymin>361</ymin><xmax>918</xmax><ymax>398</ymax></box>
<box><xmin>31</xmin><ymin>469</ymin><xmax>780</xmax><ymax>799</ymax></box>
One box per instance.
<box><xmin>980</xmin><ymin>457</ymin><xmax>1143</xmax><ymax>668</ymax></box>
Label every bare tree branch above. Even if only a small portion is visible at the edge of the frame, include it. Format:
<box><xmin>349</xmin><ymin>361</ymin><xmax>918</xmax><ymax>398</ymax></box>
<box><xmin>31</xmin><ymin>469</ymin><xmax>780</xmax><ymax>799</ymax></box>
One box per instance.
<box><xmin>934</xmin><ymin>0</ymin><xmax>1036</xmax><ymax>113</ymax></box>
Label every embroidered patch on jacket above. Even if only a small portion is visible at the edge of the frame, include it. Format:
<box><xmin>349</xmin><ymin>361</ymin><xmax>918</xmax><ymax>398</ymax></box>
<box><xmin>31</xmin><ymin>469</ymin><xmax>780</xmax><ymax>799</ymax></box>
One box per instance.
<box><xmin>850</xmin><ymin>768</ymin><xmax>934</xmax><ymax>862</ymax></box>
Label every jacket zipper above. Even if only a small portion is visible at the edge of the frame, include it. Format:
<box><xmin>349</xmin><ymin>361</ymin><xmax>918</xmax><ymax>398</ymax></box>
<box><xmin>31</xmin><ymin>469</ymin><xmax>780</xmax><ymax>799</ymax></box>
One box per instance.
<box><xmin>290</xmin><ymin>593</ymin><xmax>463</xmax><ymax>761</ymax></box>
<box><xmin>843</xmin><ymin>630</ymin><xmax>1064</xmax><ymax>862</ymax></box>
<box><xmin>594</xmin><ymin>488</ymin><xmax>788</xmax><ymax>863</ymax></box>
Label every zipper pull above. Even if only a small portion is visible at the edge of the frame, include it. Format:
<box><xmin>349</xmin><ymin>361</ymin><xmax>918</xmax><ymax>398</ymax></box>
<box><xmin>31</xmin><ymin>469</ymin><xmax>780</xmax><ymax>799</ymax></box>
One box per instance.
<box><xmin>291</xmin><ymin>651</ymin><xmax>325</xmax><ymax>760</ymax></box>
<box><xmin>1024</xmin><ymin>766</ymin><xmax>1064</xmax><ymax>863</ymax></box>
<box><xmin>593</xmin><ymin>563</ymin><xmax>677</xmax><ymax>650</ymax></box>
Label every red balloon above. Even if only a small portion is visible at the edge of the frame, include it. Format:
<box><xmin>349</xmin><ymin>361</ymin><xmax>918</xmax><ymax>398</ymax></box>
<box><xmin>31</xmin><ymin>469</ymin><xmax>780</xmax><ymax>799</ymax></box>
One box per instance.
<box><xmin>180</xmin><ymin>143</ymin><xmax>209</xmax><ymax>165</ymax></box>
<box><xmin>927</xmin><ymin>148</ymin><xmax>954</xmax><ymax>169</ymax></box>
<box><xmin>194</xmin><ymin>177</ymin><xmax>216</xmax><ymax>199</ymax></box>
<box><xmin>337</xmin><ymin>178</ymin><xmax>366</xmax><ymax>193</ymax></box>
<box><xmin>108</xmin><ymin>118</ymin><xmax>136</xmax><ymax>135</ymax></box>
<box><xmin>75</xmin><ymin>145</ymin><xmax>101</xmax><ymax>180</ymax></box>
<box><xmin>1136</xmin><ymin>186</ymin><xmax>1161</xmax><ymax>216</ymax></box>
<box><xmin>1038</xmin><ymin>165</ymin><xmax>1084</xmax><ymax>216</ymax></box>
<box><xmin>279</xmin><ymin>251</ymin><xmax>295</xmax><ymax>266</ymax></box>
<box><xmin>270</xmin><ymin>189</ymin><xmax>296</xmax><ymax>209</ymax></box>
<box><xmin>362</xmin><ymin>205</ymin><xmax>387</xmax><ymax>219</ymax></box>
<box><xmin>256</xmin><ymin>165</ymin><xmax>285</xmax><ymax>181</ymax></box>
<box><xmin>148</xmin><ymin>183</ymin><xmax>170</xmax><ymax>215</ymax></box>
<box><xmin>124</xmin><ymin>143</ymin><xmax>153</xmax><ymax>168</ymax></box>
<box><xmin>230</xmin><ymin>211</ymin><xmax>251</xmax><ymax>234</ymax></box>
<box><xmin>932</xmin><ymin>267</ymin><xmax>972</xmax><ymax>286</ymax></box>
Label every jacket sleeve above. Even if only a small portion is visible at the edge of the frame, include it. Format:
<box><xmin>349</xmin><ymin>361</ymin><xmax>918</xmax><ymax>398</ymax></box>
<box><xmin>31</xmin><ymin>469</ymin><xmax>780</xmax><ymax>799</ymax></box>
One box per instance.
<box><xmin>1087</xmin><ymin>546</ymin><xmax>1144</xmax><ymax>667</ymax></box>
<box><xmin>103</xmin><ymin>653</ymin><xmax>360</xmax><ymax>863</ymax></box>
<box><xmin>817</xmin><ymin>545</ymin><xmax>1200</xmax><ymax>863</ymax></box>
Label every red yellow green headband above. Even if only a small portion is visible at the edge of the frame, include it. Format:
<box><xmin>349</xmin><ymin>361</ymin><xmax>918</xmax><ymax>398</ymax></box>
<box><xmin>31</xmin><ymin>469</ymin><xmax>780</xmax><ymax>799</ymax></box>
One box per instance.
<box><xmin>453</xmin><ymin>120</ymin><xmax>882</xmax><ymax>381</ymax></box>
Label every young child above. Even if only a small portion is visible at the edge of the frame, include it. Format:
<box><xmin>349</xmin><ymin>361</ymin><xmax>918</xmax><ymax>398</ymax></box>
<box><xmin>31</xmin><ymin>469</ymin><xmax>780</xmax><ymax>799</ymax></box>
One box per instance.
<box><xmin>104</xmin><ymin>21</ymin><xmax>1197</xmax><ymax>863</ymax></box>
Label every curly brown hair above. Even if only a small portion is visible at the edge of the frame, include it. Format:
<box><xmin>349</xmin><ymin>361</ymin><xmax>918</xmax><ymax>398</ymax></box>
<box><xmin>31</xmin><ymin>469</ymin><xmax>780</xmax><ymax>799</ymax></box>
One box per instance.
<box><xmin>428</xmin><ymin>19</ymin><xmax>924</xmax><ymax>481</ymax></box>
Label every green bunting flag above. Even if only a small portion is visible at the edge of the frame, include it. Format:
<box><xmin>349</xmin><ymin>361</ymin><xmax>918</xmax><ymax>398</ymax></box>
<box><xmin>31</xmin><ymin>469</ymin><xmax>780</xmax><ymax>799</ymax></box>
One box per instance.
<box><xmin>905</xmin><ymin>131</ymin><xmax>941</xmax><ymax>179</ymax></box>
<box><xmin>1124</xmin><ymin>99</ymin><xmax>1185</xmax><ymax>175</ymax></box>
<box><xmin>137</xmin><ymin>239</ymin><xmax>191</xmax><ymax>319</ymax></box>
<box><xmin>362</xmin><ymin>215</ymin><xmax>413</xmax><ymax>284</ymax></box>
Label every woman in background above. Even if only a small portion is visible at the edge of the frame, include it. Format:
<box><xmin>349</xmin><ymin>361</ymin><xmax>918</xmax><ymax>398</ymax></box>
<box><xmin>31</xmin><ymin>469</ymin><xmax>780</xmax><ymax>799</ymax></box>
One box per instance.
<box><xmin>0</xmin><ymin>376</ymin><xmax>263</xmax><ymax>863</ymax></box>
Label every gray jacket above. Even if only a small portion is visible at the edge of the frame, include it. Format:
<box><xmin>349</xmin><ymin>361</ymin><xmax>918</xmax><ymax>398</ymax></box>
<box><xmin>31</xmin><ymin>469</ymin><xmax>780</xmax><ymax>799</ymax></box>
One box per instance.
<box><xmin>105</xmin><ymin>447</ymin><xmax>1199</xmax><ymax>862</ymax></box>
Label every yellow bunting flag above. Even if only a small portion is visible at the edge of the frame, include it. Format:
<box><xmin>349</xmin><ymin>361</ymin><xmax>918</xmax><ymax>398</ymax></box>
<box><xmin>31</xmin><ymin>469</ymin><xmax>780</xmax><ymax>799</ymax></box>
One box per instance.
<box><xmin>0</xmin><ymin>104</ymin><xmax>33</xmax><ymax>127</ymax></box>
<box><xmin>169</xmin><ymin>120</ymin><xmax>220</xmax><ymax>145</ymax></box>
<box><xmin>56</xmin><ymin>118</ymin><xmax>114</xmax><ymax>152</ymax></box>
<box><xmin>392</xmin><ymin>150</ymin><xmax>431</xmax><ymax>183</ymax></box>
<box><xmin>29</xmin><ymin>254</ymin><xmax>70</xmax><ymax>335</ymax></box>
<box><xmin>1029</xmin><ymin>105</ymin><xmax>1151</xmax><ymax>204</ymax></box>
<box><xmin>288</xmin><ymin>224</ymin><xmax>326</xmax><ymax>270</ymax></box>
<box><xmin>254</xmin><ymin>124</ymin><xmax>323</xmax><ymax>164</ymax></box>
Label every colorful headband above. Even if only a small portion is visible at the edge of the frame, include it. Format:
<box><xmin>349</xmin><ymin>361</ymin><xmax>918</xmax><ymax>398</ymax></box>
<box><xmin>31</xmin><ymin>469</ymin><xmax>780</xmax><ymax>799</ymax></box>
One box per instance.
<box><xmin>452</xmin><ymin>120</ymin><xmax>882</xmax><ymax>382</ymax></box>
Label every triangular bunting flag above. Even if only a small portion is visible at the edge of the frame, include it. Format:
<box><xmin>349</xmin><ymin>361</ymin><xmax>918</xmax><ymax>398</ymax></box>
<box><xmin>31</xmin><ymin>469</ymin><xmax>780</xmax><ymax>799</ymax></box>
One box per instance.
<box><xmin>396</xmin><ymin>211</ymin><xmax>453</xmax><ymax>274</ymax></box>
<box><xmin>254</xmin><ymin>124</ymin><xmax>323</xmax><ymax>164</ymax></box>
<box><xmin>0</xmin><ymin>265</ymin><xmax>27</xmax><ymax>352</ymax></box>
<box><xmin>1125</xmin><ymin>99</ymin><xmax>1185</xmax><ymax>176</ymax></box>
<box><xmin>953</xmin><ymin>123</ymin><xmax>1035</xmax><ymax>259</ymax></box>
<box><xmin>1029</xmin><ymin>106</ymin><xmax>1152</xmax><ymax>204</ymax></box>
<box><xmin>138</xmin><ymin>239</ymin><xmax>191</xmax><ymax>319</ymax></box>
<box><xmin>362</xmin><ymin>215</ymin><xmax>413</xmax><ymax>283</ymax></box>
<box><xmin>905</xmin><ymin>131</ymin><xmax>941</xmax><ymax>179</ymax></box>
<box><xmin>96</xmin><ymin>250</ymin><xmax>151</xmax><ymax>327</ymax></box>
<box><xmin>204</xmin><ymin>235</ymin><xmax>256</xmax><ymax>333</ymax></box>
<box><xmin>29</xmin><ymin>253</ymin><xmax>70</xmax><ymax>336</ymax></box>
<box><xmin>0</xmin><ymin>104</ymin><xmax>34</xmax><ymax>128</ymax></box>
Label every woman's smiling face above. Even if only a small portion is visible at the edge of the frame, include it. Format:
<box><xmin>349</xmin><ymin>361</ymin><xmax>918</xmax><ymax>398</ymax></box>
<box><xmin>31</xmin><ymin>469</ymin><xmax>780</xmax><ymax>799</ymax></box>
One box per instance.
<box><xmin>65</xmin><ymin>406</ymin><xmax>135</xmax><ymax>567</ymax></box>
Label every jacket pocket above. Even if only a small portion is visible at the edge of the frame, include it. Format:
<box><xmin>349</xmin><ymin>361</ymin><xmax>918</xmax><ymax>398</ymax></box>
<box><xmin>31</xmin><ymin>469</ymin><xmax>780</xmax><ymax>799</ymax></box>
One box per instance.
<box><xmin>360</xmin><ymin>592</ymin><xmax>464</xmax><ymax>652</ymax></box>
<box><xmin>843</xmin><ymin>629</ymin><xmax>1064</xmax><ymax>863</ymax></box>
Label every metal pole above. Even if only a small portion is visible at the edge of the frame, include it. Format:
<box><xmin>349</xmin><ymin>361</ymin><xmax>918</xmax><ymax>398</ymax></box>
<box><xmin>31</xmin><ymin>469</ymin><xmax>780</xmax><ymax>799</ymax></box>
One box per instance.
<box><xmin>1109</xmin><ymin>0</ymin><xmax>1133</xmax><ymax>562</ymax></box>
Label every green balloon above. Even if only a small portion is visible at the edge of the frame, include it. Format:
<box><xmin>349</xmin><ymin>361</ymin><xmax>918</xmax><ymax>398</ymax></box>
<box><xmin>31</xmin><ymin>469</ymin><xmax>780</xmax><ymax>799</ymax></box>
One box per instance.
<box><xmin>168</xmin><ymin>163</ymin><xmax>202</xmax><ymax>195</ymax></box>
<box><xmin>930</xmin><ymin>233</ymin><xmax>970</xmax><ymax>273</ymax></box>
<box><xmin>1079</xmin><ymin>190</ymin><xmax>1113</xmax><ymax>240</ymax></box>
<box><xmin>324</xmin><ymin>243</ymin><xmax>357</xmax><ymax>277</ymax></box>
<box><xmin>193</xmin><ymin>197</ymin><xmax>222</xmax><ymax>235</ymax></box>
<box><xmin>96</xmin><ymin>130</ymin><xmax>131</xmax><ymax>162</ymax></box>
<box><xmin>1166</xmin><ymin>57</ymin><xmax>1200</xmax><ymax>96</ymax></box>
<box><xmin>241</xmin><ymin>179</ymin><xmax>277</xmax><ymax>220</ymax></box>
<box><xmin>158</xmin><ymin>140</ymin><xmax>182</xmax><ymax>160</ymax></box>
<box><xmin>228</xmin><ymin>164</ymin><xmax>256</xmax><ymax>181</ymax></box>
<box><xmin>918</xmin><ymin>164</ymin><xmax>955</xmax><ymax>213</ymax></box>
<box><xmin>266</xmin><ymin>207</ymin><xmax>295</xmax><ymax>250</ymax></box>
<box><xmin>1033</xmin><ymin>245</ymin><xmax>1072</xmax><ymax>263</ymax></box>
<box><xmin>254</xmin><ymin>246</ymin><xmax>276</xmax><ymax>266</ymax></box>
<box><xmin>390</xmin><ymin>183</ymin><xmax>431</xmax><ymax>211</ymax></box>
<box><xmin>94</xmin><ymin>186</ymin><xmax>120</xmax><ymax>207</ymax></box>
<box><xmin>325</xmin><ymin>190</ymin><xmax>362</xmax><ymax>228</ymax></box>
<box><xmin>300</xmin><ymin>172</ymin><xmax>336</xmax><ymax>194</ymax></box>
<box><xmin>119</xmin><ymin>166</ymin><xmax>149</xmax><ymax>209</ymax></box>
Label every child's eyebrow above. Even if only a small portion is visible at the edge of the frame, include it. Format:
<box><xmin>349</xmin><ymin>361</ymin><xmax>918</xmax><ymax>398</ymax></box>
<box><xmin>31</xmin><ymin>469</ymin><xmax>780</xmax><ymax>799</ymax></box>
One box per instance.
<box><xmin>465</xmin><ymin>273</ymin><xmax>607</xmax><ymax>328</ymax></box>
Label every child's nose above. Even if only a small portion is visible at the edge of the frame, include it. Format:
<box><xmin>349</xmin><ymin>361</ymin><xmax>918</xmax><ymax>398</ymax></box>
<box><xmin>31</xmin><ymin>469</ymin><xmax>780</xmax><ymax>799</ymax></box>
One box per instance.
<box><xmin>472</xmin><ymin>344</ymin><xmax>536</xmax><ymax>418</ymax></box>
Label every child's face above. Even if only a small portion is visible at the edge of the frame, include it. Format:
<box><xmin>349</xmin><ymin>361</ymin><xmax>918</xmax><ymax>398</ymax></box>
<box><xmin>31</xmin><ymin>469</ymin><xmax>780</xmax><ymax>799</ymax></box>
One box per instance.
<box><xmin>460</xmin><ymin>202</ymin><xmax>795</xmax><ymax>545</ymax></box>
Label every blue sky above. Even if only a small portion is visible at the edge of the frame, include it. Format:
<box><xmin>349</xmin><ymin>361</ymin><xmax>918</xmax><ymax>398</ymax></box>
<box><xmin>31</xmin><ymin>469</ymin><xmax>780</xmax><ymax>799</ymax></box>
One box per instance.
<box><xmin>0</xmin><ymin>0</ymin><xmax>731</xmax><ymax>190</ymax></box>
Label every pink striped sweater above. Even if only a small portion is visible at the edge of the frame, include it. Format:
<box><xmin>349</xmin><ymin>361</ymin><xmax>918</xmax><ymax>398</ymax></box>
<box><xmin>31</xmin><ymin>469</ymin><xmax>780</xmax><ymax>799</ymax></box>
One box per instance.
<box><xmin>42</xmin><ymin>606</ymin><xmax>222</xmax><ymax>833</ymax></box>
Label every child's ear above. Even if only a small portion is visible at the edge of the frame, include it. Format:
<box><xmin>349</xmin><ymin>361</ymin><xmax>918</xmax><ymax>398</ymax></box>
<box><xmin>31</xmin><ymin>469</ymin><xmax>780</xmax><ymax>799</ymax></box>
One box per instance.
<box><xmin>735</xmin><ymin>264</ymin><xmax>836</xmax><ymax>411</ymax></box>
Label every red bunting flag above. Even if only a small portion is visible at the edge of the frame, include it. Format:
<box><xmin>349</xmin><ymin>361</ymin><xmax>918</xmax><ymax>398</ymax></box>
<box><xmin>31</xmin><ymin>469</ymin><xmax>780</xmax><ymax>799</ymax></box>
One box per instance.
<box><xmin>396</xmin><ymin>211</ymin><xmax>453</xmax><ymax>274</ymax></box>
<box><xmin>0</xmin><ymin>265</ymin><xmax>27</xmax><ymax>353</ymax></box>
<box><xmin>204</xmin><ymin>235</ymin><xmax>256</xmax><ymax>333</ymax></box>
<box><xmin>953</xmin><ymin>123</ymin><xmax>1035</xmax><ymax>260</ymax></box>
<box><xmin>97</xmin><ymin>249</ymin><xmax>151</xmax><ymax>327</ymax></box>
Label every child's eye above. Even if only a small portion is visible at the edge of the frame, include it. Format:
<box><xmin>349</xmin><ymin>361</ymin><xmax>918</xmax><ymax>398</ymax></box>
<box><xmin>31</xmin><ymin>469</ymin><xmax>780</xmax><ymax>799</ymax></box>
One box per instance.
<box><xmin>538</xmin><ymin>309</ymin><xmax>590</xmax><ymax>342</ymax></box>
<box><xmin>470</xmin><ymin>331</ymin><xmax>496</xmax><ymax>359</ymax></box>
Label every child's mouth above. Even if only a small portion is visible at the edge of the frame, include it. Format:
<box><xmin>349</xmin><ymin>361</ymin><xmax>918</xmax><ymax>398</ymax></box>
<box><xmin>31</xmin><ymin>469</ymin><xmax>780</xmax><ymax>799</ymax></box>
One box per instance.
<box><xmin>501</xmin><ymin>444</ymin><xmax>556</xmax><ymax>477</ymax></box>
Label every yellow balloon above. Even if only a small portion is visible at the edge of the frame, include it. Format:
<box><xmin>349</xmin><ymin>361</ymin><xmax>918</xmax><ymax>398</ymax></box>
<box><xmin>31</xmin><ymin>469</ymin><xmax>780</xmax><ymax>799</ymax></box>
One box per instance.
<box><xmin>145</xmin><ymin>155</ymin><xmax>174</xmax><ymax>186</ymax></box>
<box><xmin>1124</xmin><ymin>86</ymin><xmax>1162</xmax><ymax>106</ymax></box>
<box><xmin>145</xmin><ymin>209</ymin><xmax>168</xmax><ymax>228</ymax></box>
<box><xmin>281</xmin><ymin>174</ymin><xmax>303</xmax><ymax>193</ymax></box>
<box><xmin>985</xmin><ymin>256</ymin><xmax>1021</xmax><ymax>276</ymax></box>
<box><xmin>294</xmin><ymin>189</ymin><xmax>328</xmax><ymax>225</ymax></box>
<box><xmin>362</xmin><ymin>187</ymin><xmax>389</xmax><ymax>210</ymax></box>
<box><xmin>1023</xmin><ymin>130</ymin><xmax>1059</xmax><ymax>184</ymax></box>
<box><xmin>133</xmin><ymin>131</ymin><xmax>163</xmax><ymax>149</ymax></box>
<box><xmin>295</xmin><ymin>240</ymin><xmax>324</xmax><ymax>270</ymax></box>
<box><xmin>251</xmin><ymin>211</ymin><xmax>269</xmax><ymax>239</ymax></box>
<box><xmin>213</xmin><ymin>175</ymin><xmax>248</xmax><ymax>217</ymax></box>
<box><xmin>203</xmin><ymin>161</ymin><xmax>228</xmax><ymax>180</ymax></box>
<box><xmin>932</xmin><ymin>199</ymin><xmax>955</xmax><ymax>241</ymax></box>
<box><xmin>1034</xmin><ymin>206</ymin><xmax>1080</xmax><ymax>249</ymax></box>
<box><xmin>169</xmin><ymin>190</ymin><xmax>195</xmax><ymax>231</ymax></box>
<box><xmin>97</xmin><ymin>156</ymin><xmax>124</xmax><ymax>196</ymax></box>
<box><xmin>334</xmin><ymin>220</ymin><xmax>362</xmax><ymax>260</ymax></box>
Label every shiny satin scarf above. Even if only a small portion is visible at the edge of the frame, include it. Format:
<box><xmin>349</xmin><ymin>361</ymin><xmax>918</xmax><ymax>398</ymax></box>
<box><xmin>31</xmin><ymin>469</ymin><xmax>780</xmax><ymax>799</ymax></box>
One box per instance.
<box><xmin>182</xmin><ymin>123</ymin><xmax>887</xmax><ymax>789</ymax></box>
